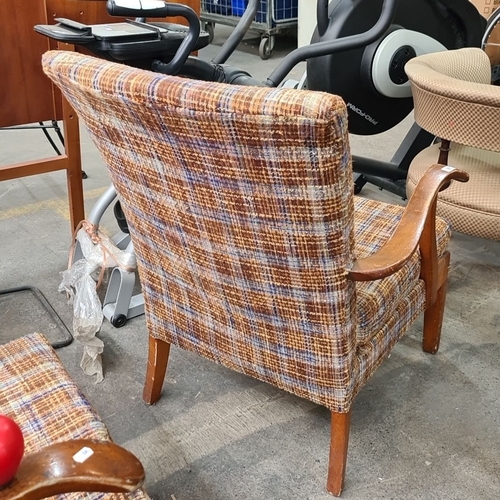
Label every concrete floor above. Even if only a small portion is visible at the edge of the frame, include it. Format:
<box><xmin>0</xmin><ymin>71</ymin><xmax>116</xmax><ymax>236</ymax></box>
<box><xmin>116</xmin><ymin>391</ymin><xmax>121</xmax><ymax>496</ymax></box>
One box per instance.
<box><xmin>1</xmin><ymin>25</ymin><xmax>500</xmax><ymax>500</ymax></box>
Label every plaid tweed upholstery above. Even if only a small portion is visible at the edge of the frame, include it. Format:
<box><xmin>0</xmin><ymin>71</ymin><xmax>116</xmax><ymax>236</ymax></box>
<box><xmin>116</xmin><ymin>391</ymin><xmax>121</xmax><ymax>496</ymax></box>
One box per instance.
<box><xmin>42</xmin><ymin>51</ymin><xmax>451</xmax><ymax>413</ymax></box>
<box><xmin>0</xmin><ymin>333</ymin><xmax>149</xmax><ymax>500</ymax></box>
<box><xmin>406</xmin><ymin>48</ymin><xmax>500</xmax><ymax>241</ymax></box>
<box><xmin>354</xmin><ymin>197</ymin><xmax>451</xmax><ymax>342</ymax></box>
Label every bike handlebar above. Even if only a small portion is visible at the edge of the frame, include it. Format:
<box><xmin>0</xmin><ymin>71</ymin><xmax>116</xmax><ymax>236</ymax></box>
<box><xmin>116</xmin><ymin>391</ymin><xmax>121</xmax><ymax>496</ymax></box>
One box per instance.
<box><xmin>107</xmin><ymin>1</ymin><xmax>201</xmax><ymax>75</ymax></box>
<box><xmin>107</xmin><ymin>0</ymin><xmax>174</xmax><ymax>18</ymax></box>
<box><xmin>266</xmin><ymin>0</ymin><xmax>398</xmax><ymax>86</ymax></box>
<box><xmin>107</xmin><ymin>0</ymin><xmax>399</xmax><ymax>86</ymax></box>
<box><xmin>212</xmin><ymin>0</ymin><xmax>260</xmax><ymax>64</ymax></box>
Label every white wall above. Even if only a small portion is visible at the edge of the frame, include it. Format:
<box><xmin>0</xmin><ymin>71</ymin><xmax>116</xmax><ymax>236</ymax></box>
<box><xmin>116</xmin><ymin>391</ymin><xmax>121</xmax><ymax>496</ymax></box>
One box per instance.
<box><xmin>298</xmin><ymin>0</ymin><xmax>319</xmax><ymax>47</ymax></box>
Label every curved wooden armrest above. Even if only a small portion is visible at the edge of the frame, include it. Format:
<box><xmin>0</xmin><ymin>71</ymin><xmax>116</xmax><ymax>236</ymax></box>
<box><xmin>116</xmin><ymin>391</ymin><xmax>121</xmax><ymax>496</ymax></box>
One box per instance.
<box><xmin>2</xmin><ymin>439</ymin><xmax>145</xmax><ymax>500</ymax></box>
<box><xmin>348</xmin><ymin>164</ymin><xmax>469</xmax><ymax>281</ymax></box>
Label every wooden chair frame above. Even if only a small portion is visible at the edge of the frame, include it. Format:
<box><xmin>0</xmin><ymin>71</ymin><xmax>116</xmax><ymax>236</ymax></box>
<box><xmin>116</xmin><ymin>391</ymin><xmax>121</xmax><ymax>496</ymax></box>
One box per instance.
<box><xmin>3</xmin><ymin>439</ymin><xmax>144</xmax><ymax>500</ymax></box>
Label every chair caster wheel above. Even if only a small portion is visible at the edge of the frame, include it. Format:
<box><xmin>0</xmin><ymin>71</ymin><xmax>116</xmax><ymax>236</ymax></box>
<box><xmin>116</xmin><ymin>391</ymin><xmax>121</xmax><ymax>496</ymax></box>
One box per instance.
<box><xmin>110</xmin><ymin>314</ymin><xmax>127</xmax><ymax>328</ymax></box>
<box><xmin>354</xmin><ymin>182</ymin><xmax>363</xmax><ymax>194</ymax></box>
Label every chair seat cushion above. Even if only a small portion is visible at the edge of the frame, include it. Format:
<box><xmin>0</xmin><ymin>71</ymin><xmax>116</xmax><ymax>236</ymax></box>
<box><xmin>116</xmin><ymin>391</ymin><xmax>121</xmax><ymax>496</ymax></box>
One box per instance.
<box><xmin>0</xmin><ymin>333</ymin><xmax>149</xmax><ymax>500</ymax></box>
<box><xmin>353</xmin><ymin>196</ymin><xmax>451</xmax><ymax>344</ymax></box>
<box><xmin>407</xmin><ymin>142</ymin><xmax>500</xmax><ymax>240</ymax></box>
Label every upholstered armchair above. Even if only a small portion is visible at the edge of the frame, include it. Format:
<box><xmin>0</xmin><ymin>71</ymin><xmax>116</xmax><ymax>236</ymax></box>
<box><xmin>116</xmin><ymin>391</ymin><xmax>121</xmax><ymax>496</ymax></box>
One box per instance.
<box><xmin>42</xmin><ymin>50</ymin><xmax>468</xmax><ymax>496</ymax></box>
<box><xmin>405</xmin><ymin>47</ymin><xmax>500</xmax><ymax>241</ymax></box>
<box><xmin>0</xmin><ymin>333</ymin><xmax>148</xmax><ymax>500</ymax></box>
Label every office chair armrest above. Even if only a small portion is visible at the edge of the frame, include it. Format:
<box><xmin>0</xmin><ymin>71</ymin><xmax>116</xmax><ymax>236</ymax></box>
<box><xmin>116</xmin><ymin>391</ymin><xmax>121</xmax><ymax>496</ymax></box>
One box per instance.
<box><xmin>348</xmin><ymin>163</ymin><xmax>469</xmax><ymax>282</ymax></box>
<box><xmin>4</xmin><ymin>439</ymin><xmax>145</xmax><ymax>500</ymax></box>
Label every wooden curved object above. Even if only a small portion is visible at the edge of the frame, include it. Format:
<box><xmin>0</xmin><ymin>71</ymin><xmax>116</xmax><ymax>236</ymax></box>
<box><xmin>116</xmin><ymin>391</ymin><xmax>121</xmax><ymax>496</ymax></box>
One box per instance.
<box><xmin>348</xmin><ymin>163</ymin><xmax>469</xmax><ymax>281</ymax></box>
<box><xmin>3</xmin><ymin>439</ymin><xmax>145</xmax><ymax>500</ymax></box>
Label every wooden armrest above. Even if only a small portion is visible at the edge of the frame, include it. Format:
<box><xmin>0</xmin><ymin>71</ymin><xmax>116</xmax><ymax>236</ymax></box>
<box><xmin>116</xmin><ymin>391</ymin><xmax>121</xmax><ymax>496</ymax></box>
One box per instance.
<box><xmin>3</xmin><ymin>439</ymin><xmax>145</xmax><ymax>500</ymax></box>
<box><xmin>348</xmin><ymin>164</ymin><xmax>469</xmax><ymax>281</ymax></box>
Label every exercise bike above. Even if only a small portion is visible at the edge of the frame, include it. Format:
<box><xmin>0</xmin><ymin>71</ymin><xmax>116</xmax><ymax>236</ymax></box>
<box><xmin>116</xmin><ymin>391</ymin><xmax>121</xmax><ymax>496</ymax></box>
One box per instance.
<box><xmin>482</xmin><ymin>6</ymin><xmax>500</xmax><ymax>84</ymax></box>
<box><xmin>35</xmin><ymin>0</ymin><xmax>486</xmax><ymax>327</ymax></box>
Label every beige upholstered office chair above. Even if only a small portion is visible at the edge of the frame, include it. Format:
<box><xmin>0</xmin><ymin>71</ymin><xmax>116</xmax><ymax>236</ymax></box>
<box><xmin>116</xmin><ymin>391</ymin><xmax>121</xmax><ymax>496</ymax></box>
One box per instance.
<box><xmin>0</xmin><ymin>333</ymin><xmax>148</xmax><ymax>500</ymax></box>
<box><xmin>42</xmin><ymin>50</ymin><xmax>468</xmax><ymax>496</ymax></box>
<box><xmin>406</xmin><ymin>47</ymin><xmax>500</xmax><ymax>241</ymax></box>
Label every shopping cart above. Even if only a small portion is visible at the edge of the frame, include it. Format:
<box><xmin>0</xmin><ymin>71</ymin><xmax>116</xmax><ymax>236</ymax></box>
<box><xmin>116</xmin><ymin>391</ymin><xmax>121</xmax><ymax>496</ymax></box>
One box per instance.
<box><xmin>200</xmin><ymin>0</ymin><xmax>298</xmax><ymax>59</ymax></box>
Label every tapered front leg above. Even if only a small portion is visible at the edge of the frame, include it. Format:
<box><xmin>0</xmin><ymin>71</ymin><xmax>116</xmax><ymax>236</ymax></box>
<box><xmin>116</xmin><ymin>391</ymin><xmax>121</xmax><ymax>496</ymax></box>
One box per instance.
<box><xmin>327</xmin><ymin>409</ymin><xmax>352</xmax><ymax>497</ymax></box>
<box><xmin>143</xmin><ymin>336</ymin><xmax>171</xmax><ymax>404</ymax></box>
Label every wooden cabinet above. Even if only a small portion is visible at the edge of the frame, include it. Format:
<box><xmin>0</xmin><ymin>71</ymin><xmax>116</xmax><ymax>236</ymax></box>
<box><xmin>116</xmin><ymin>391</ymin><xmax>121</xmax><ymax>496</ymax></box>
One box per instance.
<box><xmin>1</xmin><ymin>0</ymin><xmax>200</xmax><ymax>127</ymax></box>
<box><xmin>1</xmin><ymin>0</ymin><xmax>125</xmax><ymax>127</ymax></box>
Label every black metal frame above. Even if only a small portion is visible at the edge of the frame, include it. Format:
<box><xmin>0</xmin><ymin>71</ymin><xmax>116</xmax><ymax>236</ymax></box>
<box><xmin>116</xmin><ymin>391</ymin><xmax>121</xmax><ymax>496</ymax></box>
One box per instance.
<box><xmin>1</xmin><ymin>120</ymin><xmax>64</xmax><ymax>155</ymax></box>
<box><xmin>0</xmin><ymin>286</ymin><xmax>73</xmax><ymax>349</ymax></box>
<box><xmin>353</xmin><ymin>124</ymin><xmax>434</xmax><ymax>198</ymax></box>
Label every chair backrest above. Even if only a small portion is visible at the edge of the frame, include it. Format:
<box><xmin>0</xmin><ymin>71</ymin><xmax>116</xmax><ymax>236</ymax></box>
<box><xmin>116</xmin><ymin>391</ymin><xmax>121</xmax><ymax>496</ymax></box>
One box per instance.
<box><xmin>43</xmin><ymin>51</ymin><xmax>357</xmax><ymax>410</ymax></box>
<box><xmin>405</xmin><ymin>47</ymin><xmax>500</xmax><ymax>152</ymax></box>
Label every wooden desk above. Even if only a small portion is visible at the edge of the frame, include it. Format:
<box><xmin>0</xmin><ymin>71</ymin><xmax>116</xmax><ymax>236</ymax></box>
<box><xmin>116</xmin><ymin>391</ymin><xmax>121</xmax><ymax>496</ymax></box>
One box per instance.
<box><xmin>0</xmin><ymin>39</ymin><xmax>84</xmax><ymax>233</ymax></box>
<box><xmin>0</xmin><ymin>0</ymin><xmax>199</xmax><ymax>233</ymax></box>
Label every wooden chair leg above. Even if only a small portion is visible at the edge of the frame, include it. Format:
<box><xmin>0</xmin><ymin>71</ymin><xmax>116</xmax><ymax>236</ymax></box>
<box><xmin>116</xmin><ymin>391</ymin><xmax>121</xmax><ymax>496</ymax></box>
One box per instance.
<box><xmin>327</xmin><ymin>409</ymin><xmax>351</xmax><ymax>497</ymax></box>
<box><xmin>422</xmin><ymin>252</ymin><xmax>450</xmax><ymax>354</ymax></box>
<box><xmin>143</xmin><ymin>336</ymin><xmax>171</xmax><ymax>405</ymax></box>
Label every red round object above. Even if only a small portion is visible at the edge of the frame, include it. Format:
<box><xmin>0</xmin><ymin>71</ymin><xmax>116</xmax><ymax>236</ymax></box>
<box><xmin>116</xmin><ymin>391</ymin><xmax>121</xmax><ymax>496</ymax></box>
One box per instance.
<box><xmin>0</xmin><ymin>415</ymin><xmax>24</xmax><ymax>487</ymax></box>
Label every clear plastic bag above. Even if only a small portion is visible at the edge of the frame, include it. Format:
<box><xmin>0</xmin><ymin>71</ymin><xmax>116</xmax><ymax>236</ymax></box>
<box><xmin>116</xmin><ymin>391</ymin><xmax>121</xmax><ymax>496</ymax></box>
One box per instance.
<box><xmin>72</xmin><ymin>274</ymin><xmax>104</xmax><ymax>382</ymax></box>
<box><xmin>59</xmin><ymin>225</ymin><xmax>137</xmax><ymax>382</ymax></box>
